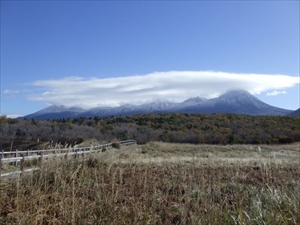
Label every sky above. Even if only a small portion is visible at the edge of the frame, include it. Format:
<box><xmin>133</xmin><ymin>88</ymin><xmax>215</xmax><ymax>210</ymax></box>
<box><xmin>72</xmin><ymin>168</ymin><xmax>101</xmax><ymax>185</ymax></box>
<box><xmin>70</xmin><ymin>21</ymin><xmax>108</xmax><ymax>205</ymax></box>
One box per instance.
<box><xmin>1</xmin><ymin>1</ymin><xmax>299</xmax><ymax>118</ymax></box>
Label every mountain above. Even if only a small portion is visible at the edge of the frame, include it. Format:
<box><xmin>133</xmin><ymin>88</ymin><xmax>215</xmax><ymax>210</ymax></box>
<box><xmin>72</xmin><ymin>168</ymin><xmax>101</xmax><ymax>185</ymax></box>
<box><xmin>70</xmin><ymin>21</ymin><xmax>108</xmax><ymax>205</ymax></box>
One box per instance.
<box><xmin>172</xmin><ymin>97</ymin><xmax>207</xmax><ymax>110</ymax></box>
<box><xmin>24</xmin><ymin>105</ymin><xmax>87</xmax><ymax>120</ymax></box>
<box><xmin>23</xmin><ymin>90</ymin><xmax>293</xmax><ymax>120</ymax></box>
<box><xmin>136</xmin><ymin>100</ymin><xmax>178</xmax><ymax>113</ymax></box>
<box><xmin>287</xmin><ymin>108</ymin><xmax>300</xmax><ymax>117</ymax></box>
<box><xmin>177</xmin><ymin>90</ymin><xmax>291</xmax><ymax>116</ymax></box>
<box><xmin>79</xmin><ymin>101</ymin><xmax>178</xmax><ymax>118</ymax></box>
<box><xmin>80</xmin><ymin>104</ymin><xmax>137</xmax><ymax>118</ymax></box>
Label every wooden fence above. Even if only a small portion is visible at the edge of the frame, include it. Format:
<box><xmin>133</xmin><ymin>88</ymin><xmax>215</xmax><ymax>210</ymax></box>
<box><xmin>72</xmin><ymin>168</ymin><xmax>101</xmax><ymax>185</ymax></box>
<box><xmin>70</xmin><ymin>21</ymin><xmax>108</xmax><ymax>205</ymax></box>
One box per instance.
<box><xmin>0</xmin><ymin>139</ymin><xmax>136</xmax><ymax>178</ymax></box>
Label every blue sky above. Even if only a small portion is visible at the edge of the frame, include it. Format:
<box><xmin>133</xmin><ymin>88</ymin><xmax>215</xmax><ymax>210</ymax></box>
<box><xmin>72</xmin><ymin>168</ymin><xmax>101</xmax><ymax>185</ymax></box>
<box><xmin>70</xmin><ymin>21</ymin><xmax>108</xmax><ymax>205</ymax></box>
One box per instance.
<box><xmin>1</xmin><ymin>1</ymin><xmax>299</xmax><ymax>117</ymax></box>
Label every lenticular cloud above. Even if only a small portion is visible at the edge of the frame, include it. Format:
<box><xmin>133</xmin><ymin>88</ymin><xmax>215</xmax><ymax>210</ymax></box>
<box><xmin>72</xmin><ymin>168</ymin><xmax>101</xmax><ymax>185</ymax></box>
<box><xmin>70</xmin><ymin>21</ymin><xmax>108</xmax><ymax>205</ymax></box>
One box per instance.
<box><xmin>28</xmin><ymin>71</ymin><xmax>300</xmax><ymax>108</ymax></box>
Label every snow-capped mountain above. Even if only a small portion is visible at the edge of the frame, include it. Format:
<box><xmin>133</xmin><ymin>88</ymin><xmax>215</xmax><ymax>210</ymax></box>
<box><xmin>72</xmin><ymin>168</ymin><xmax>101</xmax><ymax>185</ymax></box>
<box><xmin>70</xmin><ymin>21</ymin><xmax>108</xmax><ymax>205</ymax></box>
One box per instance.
<box><xmin>80</xmin><ymin>104</ymin><xmax>138</xmax><ymax>118</ymax></box>
<box><xmin>31</xmin><ymin>105</ymin><xmax>69</xmax><ymax>115</ymax></box>
<box><xmin>24</xmin><ymin>105</ymin><xmax>87</xmax><ymax>120</ymax></box>
<box><xmin>79</xmin><ymin>101</ymin><xmax>178</xmax><ymax>118</ymax></box>
<box><xmin>172</xmin><ymin>97</ymin><xmax>207</xmax><ymax>110</ymax></box>
<box><xmin>136</xmin><ymin>100</ymin><xmax>178</xmax><ymax>113</ymax></box>
<box><xmin>23</xmin><ymin>90</ymin><xmax>293</xmax><ymax>120</ymax></box>
<box><xmin>177</xmin><ymin>90</ymin><xmax>291</xmax><ymax>115</ymax></box>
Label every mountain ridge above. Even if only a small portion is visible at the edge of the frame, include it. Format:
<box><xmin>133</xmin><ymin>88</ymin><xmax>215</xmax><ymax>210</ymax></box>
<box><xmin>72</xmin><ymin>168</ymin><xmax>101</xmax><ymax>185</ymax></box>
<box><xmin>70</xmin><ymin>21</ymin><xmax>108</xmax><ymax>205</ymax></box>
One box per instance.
<box><xmin>23</xmin><ymin>90</ymin><xmax>294</xmax><ymax>120</ymax></box>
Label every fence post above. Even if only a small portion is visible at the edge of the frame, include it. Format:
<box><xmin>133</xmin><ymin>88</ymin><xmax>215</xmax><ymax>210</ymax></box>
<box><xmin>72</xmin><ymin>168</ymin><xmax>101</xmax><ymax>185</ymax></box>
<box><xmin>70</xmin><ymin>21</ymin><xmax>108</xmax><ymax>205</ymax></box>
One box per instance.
<box><xmin>27</xmin><ymin>149</ymin><xmax>29</xmax><ymax>157</ymax></box>
<box><xmin>0</xmin><ymin>150</ymin><xmax>3</xmax><ymax>175</ymax></box>
<box><xmin>74</xmin><ymin>149</ymin><xmax>77</xmax><ymax>159</ymax></box>
<box><xmin>38</xmin><ymin>151</ymin><xmax>43</xmax><ymax>168</ymax></box>
<box><xmin>65</xmin><ymin>149</ymin><xmax>68</xmax><ymax>161</ymax></box>
<box><xmin>53</xmin><ymin>149</ymin><xmax>56</xmax><ymax>160</ymax></box>
<box><xmin>14</xmin><ymin>149</ymin><xmax>18</xmax><ymax>167</ymax></box>
<box><xmin>20</xmin><ymin>154</ymin><xmax>25</xmax><ymax>177</ymax></box>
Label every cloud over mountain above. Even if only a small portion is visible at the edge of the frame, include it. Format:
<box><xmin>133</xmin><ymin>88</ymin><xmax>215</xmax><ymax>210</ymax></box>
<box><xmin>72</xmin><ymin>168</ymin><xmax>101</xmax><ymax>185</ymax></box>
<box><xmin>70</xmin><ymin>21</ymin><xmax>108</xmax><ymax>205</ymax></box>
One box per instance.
<box><xmin>27</xmin><ymin>71</ymin><xmax>299</xmax><ymax>108</ymax></box>
<box><xmin>266</xmin><ymin>90</ymin><xmax>287</xmax><ymax>96</ymax></box>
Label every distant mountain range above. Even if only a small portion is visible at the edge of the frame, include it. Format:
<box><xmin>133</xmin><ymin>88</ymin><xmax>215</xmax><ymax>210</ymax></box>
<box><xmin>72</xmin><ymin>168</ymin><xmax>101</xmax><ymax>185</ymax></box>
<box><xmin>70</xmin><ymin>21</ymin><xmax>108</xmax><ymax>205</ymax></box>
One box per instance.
<box><xmin>23</xmin><ymin>90</ymin><xmax>298</xmax><ymax>120</ymax></box>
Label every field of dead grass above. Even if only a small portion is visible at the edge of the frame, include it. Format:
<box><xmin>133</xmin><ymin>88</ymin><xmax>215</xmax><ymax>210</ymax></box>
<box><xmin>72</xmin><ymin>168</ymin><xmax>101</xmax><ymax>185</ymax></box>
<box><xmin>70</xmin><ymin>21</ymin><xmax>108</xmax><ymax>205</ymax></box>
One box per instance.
<box><xmin>0</xmin><ymin>142</ymin><xmax>299</xmax><ymax>224</ymax></box>
<box><xmin>116</xmin><ymin>142</ymin><xmax>300</xmax><ymax>168</ymax></box>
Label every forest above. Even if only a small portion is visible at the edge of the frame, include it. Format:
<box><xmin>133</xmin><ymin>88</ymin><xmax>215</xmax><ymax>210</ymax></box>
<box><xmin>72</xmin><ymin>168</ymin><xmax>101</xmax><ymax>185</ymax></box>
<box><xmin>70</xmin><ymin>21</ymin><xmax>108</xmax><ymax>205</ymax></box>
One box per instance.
<box><xmin>0</xmin><ymin>113</ymin><xmax>299</xmax><ymax>151</ymax></box>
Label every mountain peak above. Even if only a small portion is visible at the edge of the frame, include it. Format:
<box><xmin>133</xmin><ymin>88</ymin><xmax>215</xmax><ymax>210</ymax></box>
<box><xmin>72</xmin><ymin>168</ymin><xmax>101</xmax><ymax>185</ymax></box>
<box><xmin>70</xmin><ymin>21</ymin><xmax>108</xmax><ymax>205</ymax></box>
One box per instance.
<box><xmin>183</xmin><ymin>96</ymin><xmax>207</xmax><ymax>104</ymax></box>
<box><xmin>218</xmin><ymin>90</ymin><xmax>258</xmax><ymax>102</ymax></box>
<box><xmin>68</xmin><ymin>106</ymin><xmax>87</xmax><ymax>112</ymax></box>
<box><xmin>37</xmin><ymin>105</ymin><xmax>68</xmax><ymax>114</ymax></box>
<box><xmin>220</xmin><ymin>89</ymin><xmax>252</xmax><ymax>97</ymax></box>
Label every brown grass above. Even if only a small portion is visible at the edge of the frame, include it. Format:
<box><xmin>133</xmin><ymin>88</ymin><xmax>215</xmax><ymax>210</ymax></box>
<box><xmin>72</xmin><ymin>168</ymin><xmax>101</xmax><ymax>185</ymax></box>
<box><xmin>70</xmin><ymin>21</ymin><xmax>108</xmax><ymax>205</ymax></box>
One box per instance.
<box><xmin>122</xmin><ymin>142</ymin><xmax>300</xmax><ymax>168</ymax></box>
<box><xmin>0</xmin><ymin>142</ymin><xmax>299</xmax><ymax>224</ymax></box>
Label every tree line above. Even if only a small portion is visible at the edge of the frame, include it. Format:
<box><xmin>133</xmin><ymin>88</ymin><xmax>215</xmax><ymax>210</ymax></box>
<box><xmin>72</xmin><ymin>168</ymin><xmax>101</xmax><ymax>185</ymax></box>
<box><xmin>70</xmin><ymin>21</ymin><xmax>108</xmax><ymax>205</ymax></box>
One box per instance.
<box><xmin>0</xmin><ymin>113</ymin><xmax>299</xmax><ymax>150</ymax></box>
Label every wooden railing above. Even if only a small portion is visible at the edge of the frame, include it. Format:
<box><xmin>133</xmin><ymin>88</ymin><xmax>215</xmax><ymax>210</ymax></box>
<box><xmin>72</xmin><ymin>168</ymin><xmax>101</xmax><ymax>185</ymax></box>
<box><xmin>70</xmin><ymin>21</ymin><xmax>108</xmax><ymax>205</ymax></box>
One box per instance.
<box><xmin>0</xmin><ymin>139</ymin><xmax>136</xmax><ymax>178</ymax></box>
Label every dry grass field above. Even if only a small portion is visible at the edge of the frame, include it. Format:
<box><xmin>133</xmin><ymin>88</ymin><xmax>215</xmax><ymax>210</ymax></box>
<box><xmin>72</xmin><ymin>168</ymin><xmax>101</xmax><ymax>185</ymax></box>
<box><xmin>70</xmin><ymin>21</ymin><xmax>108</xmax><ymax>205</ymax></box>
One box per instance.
<box><xmin>118</xmin><ymin>142</ymin><xmax>300</xmax><ymax>168</ymax></box>
<box><xmin>0</xmin><ymin>142</ymin><xmax>299</xmax><ymax>224</ymax></box>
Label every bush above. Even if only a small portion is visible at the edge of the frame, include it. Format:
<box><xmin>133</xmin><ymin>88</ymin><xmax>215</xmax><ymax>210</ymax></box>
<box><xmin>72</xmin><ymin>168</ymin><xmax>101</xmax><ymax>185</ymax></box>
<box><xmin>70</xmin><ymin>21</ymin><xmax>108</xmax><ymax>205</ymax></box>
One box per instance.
<box><xmin>278</xmin><ymin>137</ymin><xmax>295</xmax><ymax>144</ymax></box>
<box><xmin>252</xmin><ymin>139</ymin><xmax>262</xmax><ymax>144</ymax></box>
<box><xmin>112</xmin><ymin>142</ymin><xmax>121</xmax><ymax>149</ymax></box>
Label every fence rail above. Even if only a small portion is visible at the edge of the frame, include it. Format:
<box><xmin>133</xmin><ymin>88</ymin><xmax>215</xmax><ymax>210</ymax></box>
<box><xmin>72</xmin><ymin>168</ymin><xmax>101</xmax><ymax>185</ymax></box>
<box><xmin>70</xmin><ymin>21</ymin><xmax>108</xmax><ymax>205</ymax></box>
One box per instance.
<box><xmin>0</xmin><ymin>139</ymin><xmax>136</xmax><ymax>178</ymax></box>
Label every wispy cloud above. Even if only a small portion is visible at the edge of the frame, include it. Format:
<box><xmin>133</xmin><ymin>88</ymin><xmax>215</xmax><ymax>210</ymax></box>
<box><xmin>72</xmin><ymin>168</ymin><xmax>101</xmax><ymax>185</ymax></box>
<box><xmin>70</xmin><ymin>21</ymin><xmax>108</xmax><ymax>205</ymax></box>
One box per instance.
<box><xmin>266</xmin><ymin>90</ymin><xmax>287</xmax><ymax>96</ymax></box>
<box><xmin>2</xmin><ymin>89</ymin><xmax>21</xmax><ymax>99</ymax></box>
<box><xmin>27</xmin><ymin>71</ymin><xmax>300</xmax><ymax>108</ymax></box>
<box><xmin>3</xmin><ymin>89</ymin><xmax>20</xmax><ymax>94</ymax></box>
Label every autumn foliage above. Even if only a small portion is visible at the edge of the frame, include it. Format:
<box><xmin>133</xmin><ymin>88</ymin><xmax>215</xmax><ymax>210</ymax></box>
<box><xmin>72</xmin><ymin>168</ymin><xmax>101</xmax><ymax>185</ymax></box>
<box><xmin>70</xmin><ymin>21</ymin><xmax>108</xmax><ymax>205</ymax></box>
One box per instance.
<box><xmin>0</xmin><ymin>113</ymin><xmax>299</xmax><ymax>150</ymax></box>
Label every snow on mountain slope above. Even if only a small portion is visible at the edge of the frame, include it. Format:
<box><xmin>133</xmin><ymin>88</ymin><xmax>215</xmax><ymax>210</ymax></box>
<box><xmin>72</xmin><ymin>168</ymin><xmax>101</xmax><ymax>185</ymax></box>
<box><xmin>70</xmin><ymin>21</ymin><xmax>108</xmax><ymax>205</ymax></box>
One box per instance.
<box><xmin>23</xmin><ymin>90</ymin><xmax>293</xmax><ymax>119</ymax></box>
<box><xmin>178</xmin><ymin>90</ymin><xmax>292</xmax><ymax>115</ymax></box>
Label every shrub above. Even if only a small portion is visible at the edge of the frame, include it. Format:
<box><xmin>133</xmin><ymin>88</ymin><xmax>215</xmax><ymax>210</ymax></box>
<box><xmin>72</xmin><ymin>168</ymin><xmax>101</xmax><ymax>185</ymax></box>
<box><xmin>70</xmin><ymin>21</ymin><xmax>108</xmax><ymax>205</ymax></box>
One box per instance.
<box><xmin>278</xmin><ymin>137</ymin><xmax>295</xmax><ymax>144</ymax></box>
<box><xmin>112</xmin><ymin>142</ymin><xmax>121</xmax><ymax>149</ymax></box>
<box><xmin>252</xmin><ymin>139</ymin><xmax>262</xmax><ymax>144</ymax></box>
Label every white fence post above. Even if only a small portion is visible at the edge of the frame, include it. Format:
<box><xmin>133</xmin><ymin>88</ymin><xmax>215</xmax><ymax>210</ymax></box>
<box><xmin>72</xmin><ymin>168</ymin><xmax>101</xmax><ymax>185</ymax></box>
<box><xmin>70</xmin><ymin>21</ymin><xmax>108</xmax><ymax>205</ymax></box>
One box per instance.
<box><xmin>20</xmin><ymin>154</ymin><xmax>25</xmax><ymax>177</ymax></box>
<box><xmin>74</xmin><ymin>149</ymin><xmax>78</xmax><ymax>159</ymax></box>
<box><xmin>14</xmin><ymin>149</ymin><xmax>18</xmax><ymax>167</ymax></box>
<box><xmin>0</xmin><ymin>139</ymin><xmax>136</xmax><ymax>175</ymax></box>
<box><xmin>38</xmin><ymin>151</ymin><xmax>43</xmax><ymax>167</ymax></box>
<box><xmin>65</xmin><ymin>149</ymin><xmax>68</xmax><ymax>160</ymax></box>
<box><xmin>0</xmin><ymin>150</ymin><xmax>3</xmax><ymax>175</ymax></box>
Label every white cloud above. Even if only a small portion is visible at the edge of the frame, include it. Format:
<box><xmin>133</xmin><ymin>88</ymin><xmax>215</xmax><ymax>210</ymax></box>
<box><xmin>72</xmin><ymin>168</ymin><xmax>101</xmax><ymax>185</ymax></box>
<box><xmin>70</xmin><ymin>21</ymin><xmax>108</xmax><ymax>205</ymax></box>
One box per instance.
<box><xmin>1</xmin><ymin>113</ymin><xmax>24</xmax><ymax>118</ymax></box>
<box><xmin>2</xmin><ymin>89</ymin><xmax>21</xmax><ymax>99</ymax></box>
<box><xmin>3</xmin><ymin>89</ymin><xmax>20</xmax><ymax>94</ymax></box>
<box><xmin>266</xmin><ymin>90</ymin><xmax>287</xmax><ymax>96</ymax></box>
<box><xmin>27</xmin><ymin>71</ymin><xmax>300</xmax><ymax>108</ymax></box>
